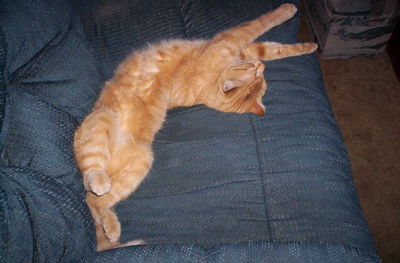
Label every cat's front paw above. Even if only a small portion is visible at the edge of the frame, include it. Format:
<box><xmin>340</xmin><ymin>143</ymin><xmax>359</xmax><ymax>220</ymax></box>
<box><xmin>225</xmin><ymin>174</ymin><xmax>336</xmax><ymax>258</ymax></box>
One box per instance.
<box><xmin>86</xmin><ymin>170</ymin><xmax>111</xmax><ymax>196</ymax></box>
<box><xmin>304</xmin><ymin>42</ymin><xmax>318</xmax><ymax>53</ymax></box>
<box><xmin>278</xmin><ymin>3</ymin><xmax>297</xmax><ymax>19</ymax></box>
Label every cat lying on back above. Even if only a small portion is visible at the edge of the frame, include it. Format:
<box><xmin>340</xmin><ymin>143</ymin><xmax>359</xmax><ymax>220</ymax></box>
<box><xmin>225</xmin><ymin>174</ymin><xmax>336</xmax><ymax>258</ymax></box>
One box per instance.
<box><xmin>74</xmin><ymin>3</ymin><xmax>317</xmax><ymax>251</ymax></box>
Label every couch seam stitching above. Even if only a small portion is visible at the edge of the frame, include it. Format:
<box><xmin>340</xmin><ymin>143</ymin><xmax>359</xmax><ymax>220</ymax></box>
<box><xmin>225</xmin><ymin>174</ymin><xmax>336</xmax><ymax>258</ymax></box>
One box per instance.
<box><xmin>248</xmin><ymin>114</ymin><xmax>272</xmax><ymax>240</ymax></box>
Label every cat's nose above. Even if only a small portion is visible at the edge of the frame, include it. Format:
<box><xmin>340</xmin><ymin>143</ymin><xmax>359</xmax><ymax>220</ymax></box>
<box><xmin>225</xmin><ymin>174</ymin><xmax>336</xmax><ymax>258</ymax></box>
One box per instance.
<box><xmin>250</xmin><ymin>101</ymin><xmax>265</xmax><ymax>116</ymax></box>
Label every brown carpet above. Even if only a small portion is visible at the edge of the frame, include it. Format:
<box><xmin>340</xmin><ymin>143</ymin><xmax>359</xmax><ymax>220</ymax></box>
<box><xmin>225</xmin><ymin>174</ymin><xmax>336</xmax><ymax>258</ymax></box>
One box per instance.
<box><xmin>298</xmin><ymin>15</ymin><xmax>400</xmax><ymax>263</ymax></box>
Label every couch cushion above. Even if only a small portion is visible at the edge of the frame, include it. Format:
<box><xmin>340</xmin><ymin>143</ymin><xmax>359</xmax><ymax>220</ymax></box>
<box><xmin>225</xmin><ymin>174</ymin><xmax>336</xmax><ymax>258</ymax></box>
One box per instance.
<box><xmin>0</xmin><ymin>0</ymin><xmax>103</xmax><ymax>193</ymax></box>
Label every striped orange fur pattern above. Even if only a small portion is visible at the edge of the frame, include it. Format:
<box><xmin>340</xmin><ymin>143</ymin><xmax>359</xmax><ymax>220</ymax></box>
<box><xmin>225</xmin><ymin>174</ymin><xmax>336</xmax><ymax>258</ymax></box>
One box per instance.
<box><xmin>73</xmin><ymin>3</ymin><xmax>317</xmax><ymax>251</ymax></box>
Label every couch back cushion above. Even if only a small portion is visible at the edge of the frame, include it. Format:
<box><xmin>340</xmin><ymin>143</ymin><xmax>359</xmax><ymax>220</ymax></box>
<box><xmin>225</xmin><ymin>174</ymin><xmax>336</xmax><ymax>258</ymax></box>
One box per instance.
<box><xmin>0</xmin><ymin>0</ymin><xmax>103</xmax><ymax>193</ymax></box>
<box><xmin>0</xmin><ymin>167</ymin><xmax>96</xmax><ymax>262</ymax></box>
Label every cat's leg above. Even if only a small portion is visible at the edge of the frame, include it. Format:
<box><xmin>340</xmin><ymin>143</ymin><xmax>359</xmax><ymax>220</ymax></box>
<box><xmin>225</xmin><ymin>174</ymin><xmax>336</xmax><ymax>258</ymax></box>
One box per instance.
<box><xmin>86</xmin><ymin>139</ymin><xmax>153</xmax><ymax>245</ymax></box>
<box><xmin>94</xmin><ymin>219</ymin><xmax>118</xmax><ymax>251</ymax></box>
<box><xmin>241</xmin><ymin>41</ymin><xmax>318</xmax><ymax>61</ymax></box>
<box><xmin>210</xmin><ymin>4</ymin><xmax>298</xmax><ymax>51</ymax></box>
<box><xmin>74</xmin><ymin>109</ymin><xmax>116</xmax><ymax>196</ymax></box>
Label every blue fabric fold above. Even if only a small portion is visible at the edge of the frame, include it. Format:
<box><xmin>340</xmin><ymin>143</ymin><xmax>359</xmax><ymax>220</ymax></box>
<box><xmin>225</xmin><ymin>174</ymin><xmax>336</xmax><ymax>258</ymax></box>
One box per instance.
<box><xmin>0</xmin><ymin>167</ymin><xmax>95</xmax><ymax>262</ymax></box>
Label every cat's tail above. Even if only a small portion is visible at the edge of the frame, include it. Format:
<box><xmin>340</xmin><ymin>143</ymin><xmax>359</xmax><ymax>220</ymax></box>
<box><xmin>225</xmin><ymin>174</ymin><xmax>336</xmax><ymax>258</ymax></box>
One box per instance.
<box><xmin>74</xmin><ymin>108</ymin><xmax>116</xmax><ymax>196</ymax></box>
<box><xmin>95</xmin><ymin>219</ymin><xmax>146</xmax><ymax>251</ymax></box>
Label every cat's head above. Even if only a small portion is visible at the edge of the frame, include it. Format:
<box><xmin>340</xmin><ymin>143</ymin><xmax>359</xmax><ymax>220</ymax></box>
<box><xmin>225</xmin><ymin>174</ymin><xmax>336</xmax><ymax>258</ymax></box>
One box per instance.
<box><xmin>207</xmin><ymin>60</ymin><xmax>266</xmax><ymax>116</ymax></box>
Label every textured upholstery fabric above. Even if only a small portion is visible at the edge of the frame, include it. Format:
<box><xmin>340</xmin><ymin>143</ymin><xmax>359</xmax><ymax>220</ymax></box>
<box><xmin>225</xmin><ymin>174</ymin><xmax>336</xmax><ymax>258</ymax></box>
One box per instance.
<box><xmin>0</xmin><ymin>0</ymin><xmax>381</xmax><ymax>262</ymax></box>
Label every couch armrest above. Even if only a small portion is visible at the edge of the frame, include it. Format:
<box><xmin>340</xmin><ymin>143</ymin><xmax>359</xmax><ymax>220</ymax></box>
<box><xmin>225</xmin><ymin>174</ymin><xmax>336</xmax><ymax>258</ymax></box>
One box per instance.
<box><xmin>0</xmin><ymin>167</ymin><xmax>95</xmax><ymax>262</ymax></box>
<box><xmin>328</xmin><ymin>0</ymin><xmax>372</xmax><ymax>15</ymax></box>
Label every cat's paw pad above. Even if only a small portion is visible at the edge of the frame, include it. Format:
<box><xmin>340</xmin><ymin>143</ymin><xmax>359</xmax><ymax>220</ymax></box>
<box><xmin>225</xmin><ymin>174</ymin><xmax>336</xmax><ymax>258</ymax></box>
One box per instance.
<box><xmin>103</xmin><ymin>216</ymin><xmax>121</xmax><ymax>243</ymax></box>
<box><xmin>279</xmin><ymin>3</ymin><xmax>297</xmax><ymax>18</ymax></box>
<box><xmin>86</xmin><ymin>171</ymin><xmax>111</xmax><ymax>196</ymax></box>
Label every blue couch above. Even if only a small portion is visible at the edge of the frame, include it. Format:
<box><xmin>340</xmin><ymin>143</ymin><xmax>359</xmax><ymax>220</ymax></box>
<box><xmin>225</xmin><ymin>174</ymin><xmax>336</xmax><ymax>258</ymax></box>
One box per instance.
<box><xmin>0</xmin><ymin>0</ymin><xmax>382</xmax><ymax>262</ymax></box>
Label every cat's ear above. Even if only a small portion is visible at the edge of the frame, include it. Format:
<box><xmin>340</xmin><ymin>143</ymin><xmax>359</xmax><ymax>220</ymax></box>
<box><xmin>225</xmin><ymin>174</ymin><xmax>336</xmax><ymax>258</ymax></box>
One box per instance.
<box><xmin>222</xmin><ymin>80</ymin><xmax>241</xmax><ymax>92</ymax></box>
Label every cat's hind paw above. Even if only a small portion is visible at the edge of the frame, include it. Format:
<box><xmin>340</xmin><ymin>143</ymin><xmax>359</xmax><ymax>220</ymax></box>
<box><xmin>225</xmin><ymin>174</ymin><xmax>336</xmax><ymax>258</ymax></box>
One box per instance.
<box><xmin>86</xmin><ymin>170</ymin><xmax>111</xmax><ymax>196</ymax></box>
<box><xmin>102</xmin><ymin>213</ymin><xmax>121</xmax><ymax>243</ymax></box>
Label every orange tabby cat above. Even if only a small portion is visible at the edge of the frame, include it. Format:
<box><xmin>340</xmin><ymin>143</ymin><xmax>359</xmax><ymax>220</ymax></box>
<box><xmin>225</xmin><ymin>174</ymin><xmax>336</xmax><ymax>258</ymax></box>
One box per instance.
<box><xmin>74</xmin><ymin>3</ymin><xmax>317</xmax><ymax>251</ymax></box>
